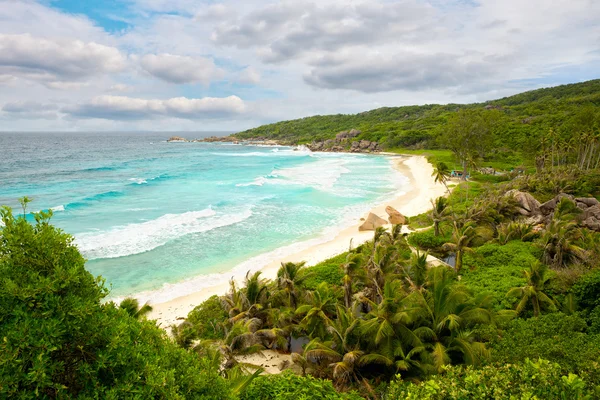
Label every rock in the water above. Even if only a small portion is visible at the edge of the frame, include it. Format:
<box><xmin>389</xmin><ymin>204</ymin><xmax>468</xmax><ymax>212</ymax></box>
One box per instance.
<box><xmin>505</xmin><ymin>190</ymin><xmax>541</xmax><ymax>216</ymax></box>
<box><xmin>385</xmin><ymin>205</ymin><xmax>406</xmax><ymax>225</ymax></box>
<box><xmin>167</xmin><ymin>136</ymin><xmax>188</xmax><ymax>142</ymax></box>
<box><xmin>358</xmin><ymin>212</ymin><xmax>388</xmax><ymax>231</ymax></box>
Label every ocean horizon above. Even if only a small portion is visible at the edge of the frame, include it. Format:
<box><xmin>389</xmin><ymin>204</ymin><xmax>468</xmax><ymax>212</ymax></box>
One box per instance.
<box><xmin>0</xmin><ymin>131</ymin><xmax>408</xmax><ymax>302</ymax></box>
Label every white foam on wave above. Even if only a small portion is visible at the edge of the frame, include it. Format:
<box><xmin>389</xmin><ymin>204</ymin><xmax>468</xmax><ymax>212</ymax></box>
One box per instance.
<box><xmin>50</xmin><ymin>205</ymin><xmax>65</xmax><ymax>212</ymax></box>
<box><xmin>129</xmin><ymin>178</ymin><xmax>148</xmax><ymax>185</ymax></box>
<box><xmin>76</xmin><ymin>207</ymin><xmax>252</xmax><ymax>260</ymax></box>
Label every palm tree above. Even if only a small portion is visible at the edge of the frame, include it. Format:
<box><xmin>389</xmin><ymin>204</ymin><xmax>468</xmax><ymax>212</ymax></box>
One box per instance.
<box><xmin>409</xmin><ymin>267</ymin><xmax>493</xmax><ymax>372</ymax></box>
<box><xmin>506</xmin><ymin>261</ymin><xmax>556</xmax><ymax>317</ymax></box>
<box><xmin>296</xmin><ymin>282</ymin><xmax>337</xmax><ymax>338</ymax></box>
<box><xmin>277</xmin><ymin>262</ymin><xmax>309</xmax><ymax>309</ymax></box>
<box><xmin>538</xmin><ymin>219</ymin><xmax>586</xmax><ymax>268</ymax></box>
<box><xmin>341</xmin><ymin>252</ymin><xmax>364</xmax><ymax>308</ymax></box>
<box><xmin>432</xmin><ymin>162</ymin><xmax>451</xmax><ymax>192</ymax></box>
<box><xmin>442</xmin><ymin>220</ymin><xmax>480</xmax><ymax>274</ymax></box>
<box><xmin>405</xmin><ymin>250</ymin><xmax>428</xmax><ymax>291</ymax></box>
<box><xmin>119</xmin><ymin>297</ymin><xmax>153</xmax><ymax>319</ymax></box>
<box><xmin>430</xmin><ymin>196</ymin><xmax>451</xmax><ymax>236</ymax></box>
<box><xmin>495</xmin><ymin>222</ymin><xmax>536</xmax><ymax>245</ymax></box>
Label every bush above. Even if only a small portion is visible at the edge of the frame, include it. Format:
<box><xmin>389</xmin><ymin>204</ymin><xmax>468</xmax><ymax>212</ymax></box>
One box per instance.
<box><xmin>301</xmin><ymin>253</ymin><xmax>346</xmax><ymax>290</ymax></box>
<box><xmin>240</xmin><ymin>371</ymin><xmax>362</xmax><ymax>400</ymax></box>
<box><xmin>0</xmin><ymin>207</ymin><xmax>232</xmax><ymax>399</ymax></box>
<box><xmin>186</xmin><ymin>295</ymin><xmax>229</xmax><ymax>339</ymax></box>
<box><xmin>489</xmin><ymin>312</ymin><xmax>600</xmax><ymax>385</ymax></box>
<box><xmin>572</xmin><ymin>269</ymin><xmax>600</xmax><ymax>310</ymax></box>
<box><xmin>385</xmin><ymin>358</ymin><xmax>597</xmax><ymax>399</ymax></box>
<box><xmin>408</xmin><ymin>228</ymin><xmax>449</xmax><ymax>251</ymax></box>
<box><xmin>461</xmin><ymin>241</ymin><xmax>540</xmax><ymax>309</ymax></box>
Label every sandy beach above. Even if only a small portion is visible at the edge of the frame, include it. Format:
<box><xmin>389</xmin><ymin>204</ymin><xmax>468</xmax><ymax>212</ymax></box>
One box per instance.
<box><xmin>147</xmin><ymin>154</ymin><xmax>446</xmax><ymax>328</ymax></box>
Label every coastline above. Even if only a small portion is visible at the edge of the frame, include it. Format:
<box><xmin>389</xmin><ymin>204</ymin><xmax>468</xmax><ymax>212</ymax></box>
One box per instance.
<box><xmin>146</xmin><ymin>154</ymin><xmax>445</xmax><ymax>328</ymax></box>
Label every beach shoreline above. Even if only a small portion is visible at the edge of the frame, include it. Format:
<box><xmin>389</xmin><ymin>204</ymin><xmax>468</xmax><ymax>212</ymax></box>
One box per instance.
<box><xmin>146</xmin><ymin>154</ymin><xmax>445</xmax><ymax>328</ymax></box>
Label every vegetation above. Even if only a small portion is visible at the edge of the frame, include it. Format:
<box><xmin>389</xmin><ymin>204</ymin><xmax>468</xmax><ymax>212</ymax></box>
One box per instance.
<box><xmin>4</xmin><ymin>80</ymin><xmax>600</xmax><ymax>398</ymax></box>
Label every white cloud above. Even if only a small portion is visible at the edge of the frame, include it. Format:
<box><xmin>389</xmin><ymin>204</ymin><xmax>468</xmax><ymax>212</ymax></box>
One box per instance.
<box><xmin>237</xmin><ymin>67</ymin><xmax>261</xmax><ymax>84</ymax></box>
<box><xmin>139</xmin><ymin>53</ymin><xmax>224</xmax><ymax>84</ymax></box>
<box><xmin>0</xmin><ymin>33</ymin><xmax>126</xmax><ymax>88</ymax></box>
<box><xmin>65</xmin><ymin>95</ymin><xmax>247</xmax><ymax>120</ymax></box>
<box><xmin>1</xmin><ymin>100</ymin><xmax>59</xmax><ymax>119</ymax></box>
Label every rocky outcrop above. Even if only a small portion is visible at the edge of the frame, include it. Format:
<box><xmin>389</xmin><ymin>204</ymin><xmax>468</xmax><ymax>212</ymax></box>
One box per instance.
<box><xmin>167</xmin><ymin>136</ymin><xmax>188</xmax><ymax>142</ymax></box>
<box><xmin>539</xmin><ymin>193</ymin><xmax>575</xmax><ymax>215</ymax></box>
<box><xmin>385</xmin><ymin>206</ymin><xmax>406</xmax><ymax>225</ymax></box>
<box><xmin>505</xmin><ymin>190</ymin><xmax>541</xmax><ymax>216</ymax></box>
<box><xmin>358</xmin><ymin>213</ymin><xmax>388</xmax><ymax>231</ymax></box>
<box><xmin>306</xmin><ymin>129</ymin><xmax>381</xmax><ymax>153</ymax></box>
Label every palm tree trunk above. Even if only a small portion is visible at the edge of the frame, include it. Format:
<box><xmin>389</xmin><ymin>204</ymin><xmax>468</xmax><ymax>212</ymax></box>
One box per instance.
<box><xmin>455</xmin><ymin>250</ymin><xmax>463</xmax><ymax>274</ymax></box>
<box><xmin>434</xmin><ymin>221</ymin><xmax>440</xmax><ymax>237</ymax></box>
<box><xmin>532</xmin><ymin>295</ymin><xmax>540</xmax><ymax>317</ymax></box>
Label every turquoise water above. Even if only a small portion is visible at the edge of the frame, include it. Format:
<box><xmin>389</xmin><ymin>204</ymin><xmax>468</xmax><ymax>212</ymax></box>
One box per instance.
<box><xmin>0</xmin><ymin>132</ymin><xmax>407</xmax><ymax>301</ymax></box>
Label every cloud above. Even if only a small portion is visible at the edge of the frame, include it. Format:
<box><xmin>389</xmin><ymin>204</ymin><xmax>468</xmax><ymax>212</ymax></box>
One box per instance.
<box><xmin>237</xmin><ymin>67</ymin><xmax>261</xmax><ymax>84</ymax></box>
<box><xmin>1</xmin><ymin>100</ymin><xmax>59</xmax><ymax>119</ymax></box>
<box><xmin>195</xmin><ymin>4</ymin><xmax>231</xmax><ymax>21</ymax></box>
<box><xmin>304</xmin><ymin>52</ymin><xmax>498</xmax><ymax>93</ymax></box>
<box><xmin>212</xmin><ymin>1</ymin><xmax>435</xmax><ymax>62</ymax></box>
<box><xmin>0</xmin><ymin>33</ymin><xmax>125</xmax><ymax>87</ymax></box>
<box><xmin>139</xmin><ymin>53</ymin><xmax>224</xmax><ymax>84</ymax></box>
<box><xmin>65</xmin><ymin>95</ymin><xmax>247</xmax><ymax>120</ymax></box>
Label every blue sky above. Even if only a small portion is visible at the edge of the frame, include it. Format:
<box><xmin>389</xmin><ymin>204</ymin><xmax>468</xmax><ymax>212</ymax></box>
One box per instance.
<box><xmin>0</xmin><ymin>0</ymin><xmax>598</xmax><ymax>131</ymax></box>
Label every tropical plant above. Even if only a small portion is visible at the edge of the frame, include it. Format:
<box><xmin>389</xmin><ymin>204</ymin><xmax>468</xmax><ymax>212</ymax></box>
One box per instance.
<box><xmin>432</xmin><ymin>161</ymin><xmax>451</xmax><ymax>192</ymax></box>
<box><xmin>119</xmin><ymin>297</ymin><xmax>153</xmax><ymax>319</ymax></box>
<box><xmin>506</xmin><ymin>261</ymin><xmax>557</xmax><ymax>317</ymax></box>
<box><xmin>442</xmin><ymin>220</ymin><xmax>481</xmax><ymax>273</ymax></box>
<box><xmin>538</xmin><ymin>219</ymin><xmax>586</xmax><ymax>268</ymax></box>
<box><xmin>296</xmin><ymin>282</ymin><xmax>338</xmax><ymax>338</ymax></box>
<box><xmin>430</xmin><ymin>196</ymin><xmax>451</xmax><ymax>236</ymax></box>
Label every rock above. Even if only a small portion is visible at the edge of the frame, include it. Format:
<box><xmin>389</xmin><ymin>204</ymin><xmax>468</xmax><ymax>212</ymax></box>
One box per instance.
<box><xmin>584</xmin><ymin>205</ymin><xmax>600</xmax><ymax>220</ymax></box>
<box><xmin>575</xmin><ymin>197</ymin><xmax>600</xmax><ymax>207</ymax></box>
<box><xmin>336</xmin><ymin>129</ymin><xmax>361</xmax><ymax>141</ymax></box>
<box><xmin>540</xmin><ymin>193</ymin><xmax>575</xmax><ymax>215</ymax></box>
<box><xmin>583</xmin><ymin>217</ymin><xmax>600</xmax><ymax>231</ymax></box>
<box><xmin>505</xmin><ymin>190</ymin><xmax>541</xmax><ymax>216</ymax></box>
<box><xmin>167</xmin><ymin>136</ymin><xmax>188</xmax><ymax>142</ymax></box>
<box><xmin>359</xmin><ymin>140</ymin><xmax>371</xmax><ymax>149</ymax></box>
<box><xmin>358</xmin><ymin>212</ymin><xmax>388</xmax><ymax>231</ymax></box>
<box><xmin>324</xmin><ymin>139</ymin><xmax>335</xmax><ymax>147</ymax></box>
<box><xmin>385</xmin><ymin>206</ymin><xmax>406</xmax><ymax>225</ymax></box>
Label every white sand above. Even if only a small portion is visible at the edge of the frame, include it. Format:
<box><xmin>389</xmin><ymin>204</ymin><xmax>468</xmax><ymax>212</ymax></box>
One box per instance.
<box><xmin>147</xmin><ymin>155</ymin><xmax>446</xmax><ymax>328</ymax></box>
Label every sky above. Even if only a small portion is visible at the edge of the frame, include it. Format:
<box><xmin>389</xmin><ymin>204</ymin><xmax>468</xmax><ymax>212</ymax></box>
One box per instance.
<box><xmin>0</xmin><ymin>0</ymin><xmax>599</xmax><ymax>132</ymax></box>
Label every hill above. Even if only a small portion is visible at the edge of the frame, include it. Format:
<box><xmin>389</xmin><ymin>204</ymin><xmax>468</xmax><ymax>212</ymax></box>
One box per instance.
<box><xmin>233</xmin><ymin>79</ymin><xmax>600</xmax><ymax>160</ymax></box>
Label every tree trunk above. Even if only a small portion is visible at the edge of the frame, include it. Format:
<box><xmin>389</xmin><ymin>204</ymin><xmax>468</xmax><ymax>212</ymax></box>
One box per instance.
<box><xmin>434</xmin><ymin>221</ymin><xmax>440</xmax><ymax>237</ymax></box>
<box><xmin>455</xmin><ymin>250</ymin><xmax>463</xmax><ymax>274</ymax></box>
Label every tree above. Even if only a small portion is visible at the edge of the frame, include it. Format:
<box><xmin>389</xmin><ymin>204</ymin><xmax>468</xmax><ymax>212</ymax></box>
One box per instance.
<box><xmin>119</xmin><ymin>297</ymin><xmax>153</xmax><ymax>319</ymax></box>
<box><xmin>296</xmin><ymin>283</ymin><xmax>337</xmax><ymax>338</ymax></box>
<box><xmin>0</xmin><ymin>205</ymin><xmax>233</xmax><ymax>399</ymax></box>
<box><xmin>277</xmin><ymin>261</ymin><xmax>310</xmax><ymax>309</ymax></box>
<box><xmin>506</xmin><ymin>261</ymin><xmax>557</xmax><ymax>317</ymax></box>
<box><xmin>538</xmin><ymin>219</ymin><xmax>586</xmax><ymax>269</ymax></box>
<box><xmin>430</xmin><ymin>196</ymin><xmax>451</xmax><ymax>236</ymax></box>
<box><xmin>431</xmin><ymin>162</ymin><xmax>451</xmax><ymax>192</ymax></box>
<box><xmin>442</xmin><ymin>220</ymin><xmax>480</xmax><ymax>274</ymax></box>
<box><xmin>442</xmin><ymin>109</ymin><xmax>494</xmax><ymax>179</ymax></box>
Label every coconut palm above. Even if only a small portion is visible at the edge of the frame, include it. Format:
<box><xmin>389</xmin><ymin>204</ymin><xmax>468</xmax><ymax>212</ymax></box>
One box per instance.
<box><xmin>277</xmin><ymin>261</ymin><xmax>310</xmax><ymax>309</ymax></box>
<box><xmin>296</xmin><ymin>282</ymin><xmax>338</xmax><ymax>338</ymax></box>
<box><xmin>341</xmin><ymin>252</ymin><xmax>364</xmax><ymax>308</ymax></box>
<box><xmin>405</xmin><ymin>250</ymin><xmax>428</xmax><ymax>291</ymax></box>
<box><xmin>430</xmin><ymin>196</ymin><xmax>451</xmax><ymax>236</ymax></box>
<box><xmin>495</xmin><ymin>222</ymin><xmax>536</xmax><ymax>245</ymax></box>
<box><xmin>506</xmin><ymin>261</ymin><xmax>557</xmax><ymax>317</ymax></box>
<box><xmin>409</xmin><ymin>267</ymin><xmax>493</xmax><ymax>372</ymax></box>
<box><xmin>538</xmin><ymin>219</ymin><xmax>586</xmax><ymax>268</ymax></box>
<box><xmin>442</xmin><ymin>220</ymin><xmax>480</xmax><ymax>274</ymax></box>
<box><xmin>432</xmin><ymin>161</ymin><xmax>451</xmax><ymax>192</ymax></box>
<box><xmin>119</xmin><ymin>297</ymin><xmax>153</xmax><ymax>319</ymax></box>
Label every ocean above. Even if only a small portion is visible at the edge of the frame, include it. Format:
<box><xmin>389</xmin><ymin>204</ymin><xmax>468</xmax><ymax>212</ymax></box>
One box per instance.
<box><xmin>0</xmin><ymin>131</ymin><xmax>408</xmax><ymax>301</ymax></box>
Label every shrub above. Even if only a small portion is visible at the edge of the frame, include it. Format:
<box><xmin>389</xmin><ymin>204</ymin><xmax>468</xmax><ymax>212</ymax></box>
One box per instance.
<box><xmin>385</xmin><ymin>358</ymin><xmax>596</xmax><ymax>399</ymax></box>
<box><xmin>572</xmin><ymin>269</ymin><xmax>600</xmax><ymax>310</ymax></box>
<box><xmin>0</xmin><ymin>207</ymin><xmax>232</xmax><ymax>399</ymax></box>
<box><xmin>461</xmin><ymin>241</ymin><xmax>540</xmax><ymax>309</ymax></box>
<box><xmin>301</xmin><ymin>253</ymin><xmax>346</xmax><ymax>290</ymax></box>
<box><xmin>240</xmin><ymin>371</ymin><xmax>362</xmax><ymax>400</ymax></box>
<box><xmin>408</xmin><ymin>228</ymin><xmax>449</xmax><ymax>251</ymax></box>
<box><xmin>489</xmin><ymin>312</ymin><xmax>600</xmax><ymax>385</ymax></box>
<box><xmin>186</xmin><ymin>295</ymin><xmax>229</xmax><ymax>339</ymax></box>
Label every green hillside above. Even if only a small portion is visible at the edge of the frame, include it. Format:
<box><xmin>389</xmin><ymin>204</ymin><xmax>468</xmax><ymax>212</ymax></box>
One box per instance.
<box><xmin>235</xmin><ymin>79</ymin><xmax>600</xmax><ymax>161</ymax></box>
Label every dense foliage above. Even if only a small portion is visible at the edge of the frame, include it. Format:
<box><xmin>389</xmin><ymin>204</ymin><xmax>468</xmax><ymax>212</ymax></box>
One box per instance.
<box><xmin>234</xmin><ymin>79</ymin><xmax>600</xmax><ymax>167</ymax></box>
<box><xmin>385</xmin><ymin>358</ymin><xmax>596</xmax><ymax>399</ymax></box>
<box><xmin>0</xmin><ymin>207</ymin><xmax>233</xmax><ymax>399</ymax></box>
